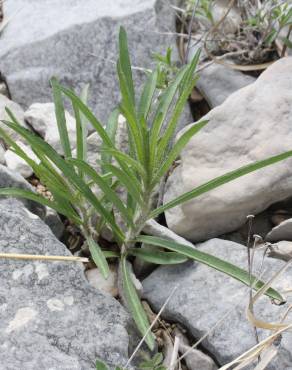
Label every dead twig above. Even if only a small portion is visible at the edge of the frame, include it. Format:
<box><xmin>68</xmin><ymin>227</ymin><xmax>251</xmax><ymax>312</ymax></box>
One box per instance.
<box><xmin>0</xmin><ymin>252</ymin><xmax>88</xmax><ymax>263</ymax></box>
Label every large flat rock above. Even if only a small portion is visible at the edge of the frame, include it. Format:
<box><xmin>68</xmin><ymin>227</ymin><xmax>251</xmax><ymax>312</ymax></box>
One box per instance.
<box><xmin>143</xmin><ymin>238</ymin><xmax>292</xmax><ymax>369</ymax></box>
<box><xmin>0</xmin><ymin>198</ymin><xmax>130</xmax><ymax>369</ymax></box>
<box><xmin>164</xmin><ymin>57</ymin><xmax>292</xmax><ymax>241</ymax></box>
<box><xmin>0</xmin><ymin>0</ymin><xmax>179</xmax><ymax>124</ymax></box>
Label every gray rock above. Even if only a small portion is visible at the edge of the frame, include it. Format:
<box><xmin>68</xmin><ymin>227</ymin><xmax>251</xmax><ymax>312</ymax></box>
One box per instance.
<box><xmin>0</xmin><ymin>198</ymin><xmax>130</xmax><ymax>369</ymax></box>
<box><xmin>268</xmin><ymin>241</ymin><xmax>292</xmax><ymax>261</ymax></box>
<box><xmin>0</xmin><ymin>0</ymin><xmax>178</xmax><ymax>124</ymax></box>
<box><xmin>143</xmin><ymin>219</ymin><xmax>194</xmax><ymax>247</ymax></box>
<box><xmin>143</xmin><ymin>238</ymin><xmax>292</xmax><ymax>368</ymax></box>
<box><xmin>164</xmin><ymin>57</ymin><xmax>292</xmax><ymax>242</ymax></box>
<box><xmin>0</xmin><ymin>164</ymin><xmax>44</xmax><ymax>217</ymax></box>
<box><xmin>43</xmin><ymin>206</ymin><xmax>64</xmax><ymax>239</ymax></box>
<box><xmin>266</xmin><ymin>219</ymin><xmax>292</xmax><ymax>242</ymax></box>
<box><xmin>0</xmin><ymin>93</ymin><xmax>29</xmax><ymax>141</ymax></box>
<box><xmin>85</xmin><ymin>266</ymin><xmax>118</xmax><ymax>297</ymax></box>
<box><xmin>4</xmin><ymin>140</ymin><xmax>39</xmax><ymax>178</ymax></box>
<box><xmin>24</xmin><ymin>103</ymin><xmax>76</xmax><ymax>154</ymax></box>
<box><xmin>196</xmin><ymin>64</ymin><xmax>255</xmax><ymax>108</ymax></box>
<box><xmin>211</xmin><ymin>0</ymin><xmax>242</xmax><ymax>35</ymax></box>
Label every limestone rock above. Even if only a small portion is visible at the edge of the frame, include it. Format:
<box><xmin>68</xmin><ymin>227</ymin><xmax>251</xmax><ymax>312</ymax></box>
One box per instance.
<box><xmin>43</xmin><ymin>206</ymin><xmax>64</xmax><ymax>239</ymax></box>
<box><xmin>164</xmin><ymin>57</ymin><xmax>292</xmax><ymax>242</ymax></box>
<box><xmin>211</xmin><ymin>0</ymin><xmax>242</xmax><ymax>35</ymax></box>
<box><xmin>268</xmin><ymin>241</ymin><xmax>292</xmax><ymax>261</ymax></box>
<box><xmin>196</xmin><ymin>64</ymin><xmax>255</xmax><ymax>108</ymax></box>
<box><xmin>0</xmin><ymin>0</ymin><xmax>178</xmax><ymax>124</ymax></box>
<box><xmin>143</xmin><ymin>238</ymin><xmax>292</xmax><ymax>369</ymax></box>
<box><xmin>85</xmin><ymin>266</ymin><xmax>118</xmax><ymax>297</ymax></box>
<box><xmin>0</xmin><ymin>198</ymin><xmax>130</xmax><ymax>369</ymax></box>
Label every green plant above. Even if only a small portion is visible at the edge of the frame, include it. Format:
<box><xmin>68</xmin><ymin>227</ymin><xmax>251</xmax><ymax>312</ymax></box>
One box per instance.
<box><xmin>152</xmin><ymin>47</ymin><xmax>178</xmax><ymax>89</ymax></box>
<box><xmin>96</xmin><ymin>353</ymin><xmax>166</xmax><ymax>370</ymax></box>
<box><xmin>246</xmin><ymin>1</ymin><xmax>292</xmax><ymax>46</ymax></box>
<box><xmin>0</xmin><ymin>27</ymin><xmax>290</xmax><ymax>352</ymax></box>
<box><xmin>185</xmin><ymin>0</ymin><xmax>214</xmax><ymax>25</ymax></box>
<box><xmin>183</xmin><ymin>0</ymin><xmax>292</xmax><ymax>64</ymax></box>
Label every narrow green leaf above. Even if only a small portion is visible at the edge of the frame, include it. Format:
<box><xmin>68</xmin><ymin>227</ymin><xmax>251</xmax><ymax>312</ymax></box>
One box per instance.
<box><xmin>118</xmin><ymin>68</ymin><xmax>144</xmax><ymax>162</ymax></box>
<box><xmin>156</xmin><ymin>75</ymin><xmax>199</xmax><ymax>162</ymax></box>
<box><xmin>152</xmin><ymin>120</ymin><xmax>208</xmax><ymax>187</ymax></box>
<box><xmin>150</xmin><ymin>151</ymin><xmax>292</xmax><ymax>219</ymax></box>
<box><xmin>157</xmin><ymin>50</ymin><xmax>201</xmax><ymax>162</ymax></box>
<box><xmin>80</xmin><ymin>83</ymin><xmax>90</xmax><ymax>161</ymax></box>
<box><xmin>57</xmin><ymin>86</ymin><xmax>113</xmax><ymax>147</ymax></box>
<box><xmin>119</xmin><ymin>26</ymin><xmax>135</xmax><ymax>106</ymax></box>
<box><xmin>87</xmin><ymin>237</ymin><xmax>110</xmax><ymax>279</ymax></box>
<box><xmin>102</xmin><ymin>163</ymin><xmax>143</xmax><ymax>206</ymax></box>
<box><xmin>95</xmin><ymin>358</ymin><xmax>109</xmax><ymax>370</ymax></box>
<box><xmin>138</xmin><ymin>69</ymin><xmax>158</xmax><ymax>120</ymax></box>
<box><xmin>0</xmin><ymin>188</ymin><xmax>82</xmax><ymax>224</ymax></box>
<box><xmin>135</xmin><ymin>236</ymin><xmax>284</xmax><ymax>303</ymax></box>
<box><xmin>128</xmin><ymin>248</ymin><xmax>188</xmax><ymax>264</ymax></box>
<box><xmin>50</xmin><ymin>77</ymin><xmax>72</xmax><ymax>157</ymax></box>
<box><xmin>121</xmin><ymin>256</ymin><xmax>155</xmax><ymax>349</ymax></box>
<box><xmin>73</xmin><ymin>100</ymin><xmax>84</xmax><ymax>163</ymax></box>
<box><xmin>101</xmin><ymin>148</ymin><xmax>147</xmax><ymax>180</ymax></box>
<box><xmin>103</xmin><ymin>250</ymin><xmax>120</xmax><ymax>258</ymax></box>
<box><xmin>150</xmin><ymin>66</ymin><xmax>188</xmax><ymax>145</ymax></box>
<box><xmin>68</xmin><ymin>158</ymin><xmax>134</xmax><ymax>228</ymax></box>
<box><xmin>101</xmin><ymin>108</ymin><xmax>119</xmax><ymax>172</ymax></box>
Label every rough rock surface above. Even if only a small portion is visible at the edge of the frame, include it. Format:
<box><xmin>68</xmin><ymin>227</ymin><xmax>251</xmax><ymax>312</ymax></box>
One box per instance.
<box><xmin>0</xmin><ymin>0</ymin><xmax>179</xmax><ymax>124</ymax></box>
<box><xmin>164</xmin><ymin>57</ymin><xmax>292</xmax><ymax>242</ymax></box>
<box><xmin>0</xmin><ymin>93</ymin><xmax>29</xmax><ymax>141</ymax></box>
<box><xmin>43</xmin><ymin>206</ymin><xmax>64</xmax><ymax>239</ymax></box>
<box><xmin>4</xmin><ymin>140</ymin><xmax>39</xmax><ymax>178</ymax></box>
<box><xmin>0</xmin><ymin>164</ymin><xmax>44</xmax><ymax>217</ymax></box>
<box><xmin>143</xmin><ymin>238</ymin><xmax>292</xmax><ymax>369</ymax></box>
<box><xmin>196</xmin><ymin>64</ymin><xmax>255</xmax><ymax>108</ymax></box>
<box><xmin>85</xmin><ymin>266</ymin><xmax>118</xmax><ymax>297</ymax></box>
<box><xmin>0</xmin><ymin>198</ymin><xmax>130</xmax><ymax>369</ymax></box>
<box><xmin>24</xmin><ymin>103</ymin><xmax>76</xmax><ymax>154</ymax></box>
<box><xmin>268</xmin><ymin>241</ymin><xmax>292</xmax><ymax>261</ymax></box>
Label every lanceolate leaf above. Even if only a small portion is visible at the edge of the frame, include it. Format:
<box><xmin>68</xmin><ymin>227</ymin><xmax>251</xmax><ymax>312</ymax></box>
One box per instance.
<box><xmin>50</xmin><ymin>77</ymin><xmax>72</xmax><ymax>158</ymax></box>
<box><xmin>157</xmin><ymin>50</ymin><xmax>201</xmax><ymax>161</ymax></box>
<box><xmin>135</xmin><ymin>236</ymin><xmax>284</xmax><ymax>303</ymax></box>
<box><xmin>95</xmin><ymin>358</ymin><xmax>109</xmax><ymax>370</ymax></box>
<box><xmin>152</xmin><ymin>120</ymin><xmax>208</xmax><ymax>187</ymax></box>
<box><xmin>119</xmin><ymin>26</ymin><xmax>135</xmax><ymax>107</ymax></box>
<box><xmin>102</xmin><ymin>163</ymin><xmax>143</xmax><ymax>206</ymax></box>
<box><xmin>150</xmin><ymin>150</ymin><xmax>292</xmax><ymax>219</ymax></box>
<box><xmin>0</xmin><ymin>188</ymin><xmax>82</xmax><ymax>224</ymax></box>
<box><xmin>121</xmin><ymin>256</ymin><xmax>155</xmax><ymax>350</ymax></box>
<box><xmin>68</xmin><ymin>158</ymin><xmax>134</xmax><ymax>228</ymax></box>
<box><xmin>138</xmin><ymin>69</ymin><xmax>158</xmax><ymax>120</ymax></box>
<box><xmin>128</xmin><ymin>248</ymin><xmax>188</xmax><ymax>264</ymax></box>
<box><xmin>87</xmin><ymin>237</ymin><xmax>110</xmax><ymax>279</ymax></box>
<box><xmin>101</xmin><ymin>108</ymin><xmax>119</xmax><ymax>174</ymax></box>
<box><xmin>57</xmin><ymin>86</ymin><xmax>113</xmax><ymax>147</ymax></box>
